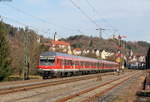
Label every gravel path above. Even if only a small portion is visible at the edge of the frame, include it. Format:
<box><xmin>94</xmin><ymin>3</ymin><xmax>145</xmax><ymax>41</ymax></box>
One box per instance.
<box><xmin>93</xmin><ymin>72</ymin><xmax>142</xmax><ymax>102</ymax></box>
<box><xmin>0</xmin><ymin>71</ymin><xmax>135</xmax><ymax>102</ymax></box>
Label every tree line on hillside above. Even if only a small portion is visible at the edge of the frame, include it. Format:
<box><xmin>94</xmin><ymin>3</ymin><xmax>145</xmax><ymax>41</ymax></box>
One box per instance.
<box><xmin>146</xmin><ymin>47</ymin><xmax>150</xmax><ymax>69</ymax></box>
<box><xmin>0</xmin><ymin>21</ymin><xmax>48</xmax><ymax>81</ymax></box>
<box><xmin>64</xmin><ymin>35</ymin><xmax>150</xmax><ymax>56</ymax></box>
<box><xmin>0</xmin><ymin>21</ymin><xmax>11</xmax><ymax>81</ymax></box>
<box><xmin>1</xmin><ymin>21</ymin><xmax>150</xmax><ymax>81</ymax></box>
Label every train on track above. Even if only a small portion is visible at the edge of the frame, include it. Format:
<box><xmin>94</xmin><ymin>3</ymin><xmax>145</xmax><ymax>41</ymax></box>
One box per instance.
<box><xmin>37</xmin><ymin>52</ymin><xmax>119</xmax><ymax>79</ymax></box>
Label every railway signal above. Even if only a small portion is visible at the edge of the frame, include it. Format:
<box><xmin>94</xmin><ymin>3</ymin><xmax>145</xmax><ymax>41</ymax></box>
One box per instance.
<box><xmin>113</xmin><ymin>35</ymin><xmax>127</xmax><ymax>72</ymax></box>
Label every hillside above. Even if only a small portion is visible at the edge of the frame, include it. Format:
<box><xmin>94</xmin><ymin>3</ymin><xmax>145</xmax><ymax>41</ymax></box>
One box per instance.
<box><xmin>1</xmin><ymin>21</ymin><xmax>149</xmax><ymax>78</ymax></box>
<box><xmin>62</xmin><ymin>35</ymin><xmax>150</xmax><ymax>56</ymax></box>
<box><xmin>1</xmin><ymin>21</ymin><xmax>49</xmax><ymax>76</ymax></box>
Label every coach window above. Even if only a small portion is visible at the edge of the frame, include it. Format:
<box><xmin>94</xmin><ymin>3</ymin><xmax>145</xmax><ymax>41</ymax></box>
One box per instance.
<box><xmin>76</xmin><ymin>61</ymin><xmax>78</xmax><ymax>66</ymax></box>
<box><xmin>75</xmin><ymin>61</ymin><xmax>77</xmax><ymax>66</ymax></box>
<box><xmin>71</xmin><ymin>60</ymin><xmax>74</xmax><ymax>65</ymax></box>
<box><xmin>92</xmin><ymin>62</ymin><xmax>94</xmax><ymax>67</ymax></box>
<box><xmin>64</xmin><ymin>60</ymin><xmax>67</xmax><ymax>66</ymax></box>
<box><xmin>80</xmin><ymin>61</ymin><xmax>83</xmax><ymax>66</ymax></box>
<box><xmin>86</xmin><ymin>62</ymin><xmax>88</xmax><ymax>67</ymax></box>
<box><xmin>86</xmin><ymin>62</ymin><xmax>88</xmax><ymax>66</ymax></box>
<box><xmin>98</xmin><ymin>63</ymin><xmax>100</xmax><ymax>67</ymax></box>
<box><xmin>91</xmin><ymin>62</ymin><xmax>93</xmax><ymax>67</ymax></box>
<box><xmin>62</xmin><ymin>59</ymin><xmax>65</xmax><ymax>66</ymax></box>
<box><xmin>110</xmin><ymin>64</ymin><xmax>112</xmax><ymax>67</ymax></box>
<box><xmin>40</xmin><ymin>58</ymin><xmax>55</xmax><ymax>65</ymax></box>
<box><xmin>82</xmin><ymin>61</ymin><xmax>85</xmax><ymax>66</ymax></box>
<box><xmin>89</xmin><ymin>62</ymin><xmax>91</xmax><ymax>67</ymax></box>
<box><xmin>108</xmin><ymin>64</ymin><xmax>110</xmax><ymax>67</ymax></box>
<box><xmin>106</xmin><ymin>63</ymin><xmax>108</xmax><ymax>67</ymax></box>
<box><xmin>94</xmin><ymin>63</ymin><xmax>96</xmax><ymax>67</ymax></box>
<box><xmin>86</xmin><ymin>62</ymin><xmax>89</xmax><ymax>67</ymax></box>
<box><xmin>68</xmin><ymin>60</ymin><xmax>72</xmax><ymax>65</ymax></box>
<box><xmin>100</xmin><ymin>62</ymin><xmax>103</xmax><ymax>67</ymax></box>
<box><xmin>83</xmin><ymin>62</ymin><xmax>85</xmax><ymax>67</ymax></box>
<box><xmin>69</xmin><ymin>60</ymin><xmax>72</xmax><ymax>65</ymax></box>
<box><xmin>83</xmin><ymin>61</ymin><xmax>85</xmax><ymax>66</ymax></box>
<box><xmin>63</xmin><ymin>59</ymin><xmax>65</xmax><ymax>65</ymax></box>
<box><xmin>67</xmin><ymin>60</ymin><xmax>70</xmax><ymax>65</ymax></box>
<box><xmin>88</xmin><ymin>62</ymin><xmax>91</xmax><ymax>67</ymax></box>
<box><xmin>80</xmin><ymin>61</ymin><xmax>82</xmax><ymax>66</ymax></box>
<box><xmin>107</xmin><ymin>63</ymin><xmax>110</xmax><ymax>67</ymax></box>
<box><xmin>77</xmin><ymin>61</ymin><xmax>79</xmax><ymax>66</ymax></box>
<box><xmin>85</xmin><ymin>62</ymin><xmax>87</xmax><ymax>66</ymax></box>
<box><xmin>72</xmin><ymin>60</ymin><xmax>74</xmax><ymax>66</ymax></box>
<box><xmin>96</xmin><ymin>63</ymin><xmax>98</xmax><ymax>68</ymax></box>
<box><xmin>78</xmin><ymin>61</ymin><xmax>80</xmax><ymax>66</ymax></box>
<box><xmin>60</xmin><ymin>59</ymin><xmax>62</xmax><ymax>65</ymax></box>
<box><xmin>94</xmin><ymin>62</ymin><xmax>96</xmax><ymax>67</ymax></box>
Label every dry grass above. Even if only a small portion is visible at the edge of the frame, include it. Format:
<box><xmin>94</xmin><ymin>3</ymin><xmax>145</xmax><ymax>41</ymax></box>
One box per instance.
<box><xmin>7</xmin><ymin>74</ymin><xmax>42</xmax><ymax>81</ymax></box>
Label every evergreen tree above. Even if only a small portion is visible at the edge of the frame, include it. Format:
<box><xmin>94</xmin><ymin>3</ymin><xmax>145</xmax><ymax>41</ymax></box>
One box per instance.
<box><xmin>89</xmin><ymin>40</ymin><xmax>93</xmax><ymax>48</ymax></box>
<box><xmin>146</xmin><ymin>47</ymin><xmax>150</xmax><ymax>69</ymax></box>
<box><xmin>0</xmin><ymin>21</ymin><xmax>12</xmax><ymax>81</ymax></box>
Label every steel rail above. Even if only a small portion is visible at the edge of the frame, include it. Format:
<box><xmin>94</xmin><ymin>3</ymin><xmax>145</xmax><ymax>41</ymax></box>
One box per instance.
<box><xmin>55</xmin><ymin>72</ymin><xmax>139</xmax><ymax>102</ymax></box>
<box><xmin>0</xmin><ymin>72</ymin><xmax>114</xmax><ymax>95</ymax></box>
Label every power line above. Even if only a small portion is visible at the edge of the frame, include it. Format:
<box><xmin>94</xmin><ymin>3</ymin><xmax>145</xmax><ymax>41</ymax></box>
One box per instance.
<box><xmin>0</xmin><ymin>15</ymin><xmax>39</xmax><ymax>31</ymax></box>
<box><xmin>69</xmin><ymin>0</ymin><xmax>99</xmax><ymax>27</ymax></box>
<box><xmin>85</xmin><ymin>0</ymin><xmax>120</xmax><ymax>34</ymax></box>
<box><xmin>4</xmin><ymin>3</ymin><xmax>85</xmax><ymax>34</ymax></box>
<box><xmin>0</xmin><ymin>14</ymin><xmax>54</xmax><ymax>36</ymax></box>
<box><xmin>4</xmin><ymin>4</ymin><xmax>63</xmax><ymax>29</ymax></box>
<box><xmin>0</xmin><ymin>14</ymin><xmax>85</xmax><ymax>39</ymax></box>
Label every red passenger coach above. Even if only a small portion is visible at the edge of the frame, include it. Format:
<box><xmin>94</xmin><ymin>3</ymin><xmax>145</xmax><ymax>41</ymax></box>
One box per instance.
<box><xmin>37</xmin><ymin>52</ymin><xmax>118</xmax><ymax>79</ymax></box>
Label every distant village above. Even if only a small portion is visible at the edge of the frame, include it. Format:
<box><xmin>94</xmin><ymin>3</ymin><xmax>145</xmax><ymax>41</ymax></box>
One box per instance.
<box><xmin>42</xmin><ymin>35</ymin><xmax>146</xmax><ymax>68</ymax></box>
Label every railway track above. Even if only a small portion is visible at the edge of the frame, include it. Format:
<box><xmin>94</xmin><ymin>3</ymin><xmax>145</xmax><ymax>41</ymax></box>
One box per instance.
<box><xmin>0</xmin><ymin>72</ymin><xmax>114</xmax><ymax>95</ymax></box>
<box><xmin>55</xmin><ymin>71</ymin><xmax>141</xmax><ymax>102</ymax></box>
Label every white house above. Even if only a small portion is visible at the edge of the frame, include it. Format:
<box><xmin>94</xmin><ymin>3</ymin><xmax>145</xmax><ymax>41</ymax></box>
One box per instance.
<box><xmin>73</xmin><ymin>48</ymin><xmax>82</xmax><ymax>55</ymax></box>
<box><xmin>101</xmin><ymin>50</ymin><xmax>114</xmax><ymax>59</ymax></box>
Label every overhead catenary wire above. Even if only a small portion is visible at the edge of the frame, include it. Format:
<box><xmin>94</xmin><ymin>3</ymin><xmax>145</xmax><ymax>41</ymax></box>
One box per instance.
<box><xmin>0</xmin><ymin>15</ymin><xmax>40</xmax><ymax>31</ymax></box>
<box><xmin>85</xmin><ymin>0</ymin><xmax>120</xmax><ymax>35</ymax></box>
<box><xmin>3</xmin><ymin>3</ymin><xmax>85</xmax><ymax>34</ymax></box>
<box><xmin>0</xmin><ymin>14</ymin><xmax>85</xmax><ymax>39</ymax></box>
<box><xmin>69</xmin><ymin>0</ymin><xmax>99</xmax><ymax>27</ymax></box>
<box><xmin>0</xmin><ymin>14</ymin><xmax>55</xmax><ymax>37</ymax></box>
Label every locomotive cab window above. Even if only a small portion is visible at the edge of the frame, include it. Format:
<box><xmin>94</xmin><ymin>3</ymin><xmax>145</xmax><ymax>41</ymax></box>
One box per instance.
<box><xmin>40</xmin><ymin>57</ymin><xmax>55</xmax><ymax>65</ymax></box>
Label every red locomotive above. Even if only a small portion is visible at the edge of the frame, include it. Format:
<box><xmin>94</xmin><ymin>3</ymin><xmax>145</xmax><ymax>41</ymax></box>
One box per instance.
<box><xmin>37</xmin><ymin>52</ymin><xmax>118</xmax><ymax>79</ymax></box>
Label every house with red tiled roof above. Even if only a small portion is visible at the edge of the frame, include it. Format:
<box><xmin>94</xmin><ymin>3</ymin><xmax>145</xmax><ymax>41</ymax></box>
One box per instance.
<box><xmin>51</xmin><ymin>40</ymin><xmax>70</xmax><ymax>48</ymax></box>
<box><xmin>48</xmin><ymin>40</ymin><xmax>71</xmax><ymax>53</ymax></box>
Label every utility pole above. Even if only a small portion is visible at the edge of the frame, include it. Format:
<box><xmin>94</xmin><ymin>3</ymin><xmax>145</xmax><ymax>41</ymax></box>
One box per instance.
<box><xmin>96</xmin><ymin>28</ymin><xmax>105</xmax><ymax>39</ymax></box>
<box><xmin>23</xmin><ymin>27</ymin><xmax>30</xmax><ymax>80</ymax></box>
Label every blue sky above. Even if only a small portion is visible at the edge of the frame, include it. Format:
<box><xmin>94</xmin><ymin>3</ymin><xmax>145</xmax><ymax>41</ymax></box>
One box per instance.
<box><xmin>0</xmin><ymin>0</ymin><xmax>150</xmax><ymax>42</ymax></box>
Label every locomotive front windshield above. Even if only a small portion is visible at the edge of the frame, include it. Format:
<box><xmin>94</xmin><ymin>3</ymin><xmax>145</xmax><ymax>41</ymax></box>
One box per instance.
<box><xmin>40</xmin><ymin>57</ymin><xmax>55</xmax><ymax>65</ymax></box>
